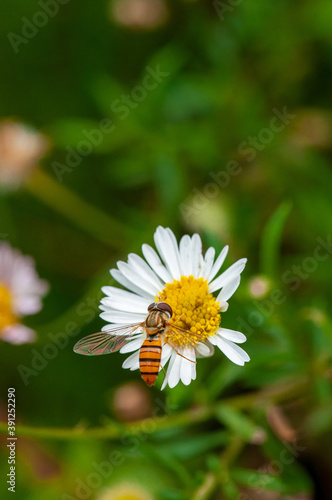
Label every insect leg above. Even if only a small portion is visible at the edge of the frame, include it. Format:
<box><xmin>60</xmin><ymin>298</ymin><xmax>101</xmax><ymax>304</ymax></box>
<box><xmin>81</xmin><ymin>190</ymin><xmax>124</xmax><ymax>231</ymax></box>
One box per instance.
<box><xmin>162</xmin><ymin>340</ymin><xmax>197</xmax><ymax>364</ymax></box>
<box><xmin>175</xmin><ymin>351</ymin><xmax>197</xmax><ymax>364</ymax></box>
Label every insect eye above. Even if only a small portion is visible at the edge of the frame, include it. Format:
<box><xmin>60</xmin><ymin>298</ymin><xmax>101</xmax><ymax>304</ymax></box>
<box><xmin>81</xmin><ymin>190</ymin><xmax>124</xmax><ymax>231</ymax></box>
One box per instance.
<box><xmin>157</xmin><ymin>302</ymin><xmax>173</xmax><ymax>316</ymax></box>
<box><xmin>147</xmin><ymin>302</ymin><xmax>156</xmax><ymax>311</ymax></box>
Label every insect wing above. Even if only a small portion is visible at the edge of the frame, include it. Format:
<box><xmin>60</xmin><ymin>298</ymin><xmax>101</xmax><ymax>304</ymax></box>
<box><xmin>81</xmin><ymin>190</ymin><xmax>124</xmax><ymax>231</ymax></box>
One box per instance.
<box><xmin>73</xmin><ymin>322</ymin><xmax>144</xmax><ymax>356</ymax></box>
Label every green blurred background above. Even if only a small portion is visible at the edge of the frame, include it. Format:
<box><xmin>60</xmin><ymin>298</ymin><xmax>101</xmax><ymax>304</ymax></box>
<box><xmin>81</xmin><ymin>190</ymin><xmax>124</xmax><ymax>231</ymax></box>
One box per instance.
<box><xmin>1</xmin><ymin>0</ymin><xmax>332</xmax><ymax>498</ymax></box>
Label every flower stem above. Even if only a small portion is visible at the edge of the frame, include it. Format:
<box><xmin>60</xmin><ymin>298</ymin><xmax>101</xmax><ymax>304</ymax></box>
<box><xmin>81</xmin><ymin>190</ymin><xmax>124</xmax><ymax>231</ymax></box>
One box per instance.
<box><xmin>192</xmin><ymin>473</ymin><xmax>217</xmax><ymax>500</ymax></box>
<box><xmin>0</xmin><ymin>378</ymin><xmax>307</xmax><ymax>440</ymax></box>
<box><xmin>192</xmin><ymin>436</ymin><xmax>244</xmax><ymax>500</ymax></box>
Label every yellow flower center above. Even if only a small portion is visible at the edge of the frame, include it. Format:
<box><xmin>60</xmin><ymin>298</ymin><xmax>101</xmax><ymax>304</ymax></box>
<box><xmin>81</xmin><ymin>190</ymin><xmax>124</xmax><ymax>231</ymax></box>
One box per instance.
<box><xmin>0</xmin><ymin>283</ymin><xmax>17</xmax><ymax>331</ymax></box>
<box><xmin>157</xmin><ymin>275</ymin><xmax>221</xmax><ymax>347</ymax></box>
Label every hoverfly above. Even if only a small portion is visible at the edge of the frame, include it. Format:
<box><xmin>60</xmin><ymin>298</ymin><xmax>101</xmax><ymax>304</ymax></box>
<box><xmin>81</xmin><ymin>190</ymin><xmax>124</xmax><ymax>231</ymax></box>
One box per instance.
<box><xmin>73</xmin><ymin>301</ymin><xmax>201</xmax><ymax>386</ymax></box>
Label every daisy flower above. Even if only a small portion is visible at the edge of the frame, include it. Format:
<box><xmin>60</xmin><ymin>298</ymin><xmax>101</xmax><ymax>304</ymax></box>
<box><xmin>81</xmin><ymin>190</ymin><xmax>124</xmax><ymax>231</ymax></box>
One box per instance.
<box><xmin>99</xmin><ymin>226</ymin><xmax>249</xmax><ymax>389</ymax></box>
<box><xmin>0</xmin><ymin>242</ymin><xmax>49</xmax><ymax>344</ymax></box>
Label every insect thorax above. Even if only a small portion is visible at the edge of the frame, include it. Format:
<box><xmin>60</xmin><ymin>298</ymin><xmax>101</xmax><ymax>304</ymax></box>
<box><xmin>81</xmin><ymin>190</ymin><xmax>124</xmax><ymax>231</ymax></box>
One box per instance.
<box><xmin>146</xmin><ymin>310</ymin><xmax>168</xmax><ymax>332</ymax></box>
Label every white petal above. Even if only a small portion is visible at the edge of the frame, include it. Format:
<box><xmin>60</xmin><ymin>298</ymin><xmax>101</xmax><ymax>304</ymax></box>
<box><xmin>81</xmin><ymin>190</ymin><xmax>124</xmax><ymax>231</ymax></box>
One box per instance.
<box><xmin>181</xmin><ymin>362</ymin><xmax>193</xmax><ymax>385</ymax></box>
<box><xmin>219</xmin><ymin>301</ymin><xmax>229</xmax><ymax>312</ymax></box>
<box><xmin>1</xmin><ymin>324</ymin><xmax>36</xmax><ymax>344</ymax></box>
<box><xmin>100</xmin><ymin>310</ymin><xmax>145</xmax><ymax>324</ymax></box>
<box><xmin>179</xmin><ymin>235</ymin><xmax>192</xmax><ymax>276</ymax></box>
<box><xmin>120</xmin><ymin>335</ymin><xmax>144</xmax><ymax>353</ymax></box>
<box><xmin>101</xmin><ymin>286</ymin><xmax>150</xmax><ymax>314</ymax></box>
<box><xmin>0</xmin><ymin>243</ymin><xmax>48</xmax><ymax>317</ymax></box>
<box><xmin>160</xmin><ymin>343</ymin><xmax>173</xmax><ymax>366</ymax></box>
<box><xmin>127</xmin><ymin>253</ymin><xmax>164</xmax><ymax>290</ymax></box>
<box><xmin>202</xmin><ymin>247</ymin><xmax>215</xmax><ymax>279</ymax></box>
<box><xmin>117</xmin><ymin>261</ymin><xmax>160</xmax><ymax>296</ymax></box>
<box><xmin>111</xmin><ymin>269</ymin><xmax>155</xmax><ymax>300</ymax></box>
<box><xmin>209</xmin><ymin>258</ymin><xmax>247</xmax><ymax>293</ymax></box>
<box><xmin>161</xmin><ymin>351</ymin><xmax>177</xmax><ymax>390</ymax></box>
<box><xmin>100</xmin><ymin>296</ymin><xmax>148</xmax><ymax>315</ymax></box>
<box><xmin>168</xmin><ymin>353</ymin><xmax>182</xmax><ymax>388</ymax></box>
<box><xmin>122</xmin><ymin>350</ymin><xmax>140</xmax><ymax>370</ymax></box>
<box><xmin>166</xmin><ymin>227</ymin><xmax>182</xmax><ymax>267</ymax></box>
<box><xmin>210</xmin><ymin>336</ymin><xmax>250</xmax><ymax>365</ymax></box>
<box><xmin>191</xmin><ymin>234</ymin><xmax>203</xmax><ymax>278</ymax></box>
<box><xmin>12</xmin><ymin>295</ymin><xmax>43</xmax><ymax>316</ymax></box>
<box><xmin>195</xmin><ymin>342</ymin><xmax>214</xmax><ymax>357</ymax></box>
<box><xmin>216</xmin><ymin>276</ymin><xmax>241</xmax><ymax>303</ymax></box>
<box><xmin>180</xmin><ymin>346</ymin><xmax>196</xmax><ymax>385</ymax></box>
<box><xmin>154</xmin><ymin>226</ymin><xmax>181</xmax><ymax>280</ymax></box>
<box><xmin>191</xmin><ymin>357</ymin><xmax>197</xmax><ymax>380</ymax></box>
<box><xmin>161</xmin><ymin>352</ymin><xmax>174</xmax><ymax>390</ymax></box>
<box><xmin>141</xmin><ymin>244</ymin><xmax>172</xmax><ymax>284</ymax></box>
<box><xmin>217</xmin><ymin>328</ymin><xmax>247</xmax><ymax>344</ymax></box>
<box><xmin>207</xmin><ymin>245</ymin><xmax>229</xmax><ymax>283</ymax></box>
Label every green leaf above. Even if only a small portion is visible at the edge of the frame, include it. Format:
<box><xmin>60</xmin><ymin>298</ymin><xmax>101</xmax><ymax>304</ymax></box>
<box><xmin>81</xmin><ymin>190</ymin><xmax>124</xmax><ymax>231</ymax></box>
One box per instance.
<box><xmin>159</xmin><ymin>430</ymin><xmax>229</xmax><ymax>460</ymax></box>
<box><xmin>260</xmin><ymin>201</ymin><xmax>292</xmax><ymax>278</ymax></box>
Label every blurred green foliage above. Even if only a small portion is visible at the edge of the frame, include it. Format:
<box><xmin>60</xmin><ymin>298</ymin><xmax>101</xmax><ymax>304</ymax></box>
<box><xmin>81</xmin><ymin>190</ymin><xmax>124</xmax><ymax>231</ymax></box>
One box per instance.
<box><xmin>1</xmin><ymin>0</ymin><xmax>332</xmax><ymax>499</ymax></box>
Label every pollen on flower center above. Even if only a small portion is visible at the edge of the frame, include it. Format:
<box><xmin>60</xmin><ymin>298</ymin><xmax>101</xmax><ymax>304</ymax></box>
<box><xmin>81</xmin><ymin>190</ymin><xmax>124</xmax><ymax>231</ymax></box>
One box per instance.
<box><xmin>0</xmin><ymin>283</ymin><xmax>17</xmax><ymax>330</ymax></box>
<box><xmin>157</xmin><ymin>275</ymin><xmax>221</xmax><ymax>347</ymax></box>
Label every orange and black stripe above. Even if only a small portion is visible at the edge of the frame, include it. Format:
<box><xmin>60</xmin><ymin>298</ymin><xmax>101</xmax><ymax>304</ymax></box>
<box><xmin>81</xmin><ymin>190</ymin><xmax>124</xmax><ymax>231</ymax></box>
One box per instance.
<box><xmin>139</xmin><ymin>336</ymin><xmax>162</xmax><ymax>386</ymax></box>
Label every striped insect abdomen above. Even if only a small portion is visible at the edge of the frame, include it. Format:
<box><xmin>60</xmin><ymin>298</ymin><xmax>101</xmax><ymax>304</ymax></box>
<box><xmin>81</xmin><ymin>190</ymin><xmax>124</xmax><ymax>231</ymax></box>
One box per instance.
<box><xmin>139</xmin><ymin>336</ymin><xmax>162</xmax><ymax>386</ymax></box>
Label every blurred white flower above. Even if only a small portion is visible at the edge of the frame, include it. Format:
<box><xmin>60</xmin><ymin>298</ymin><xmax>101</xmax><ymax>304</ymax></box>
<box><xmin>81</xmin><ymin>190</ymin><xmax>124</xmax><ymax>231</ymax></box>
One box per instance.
<box><xmin>0</xmin><ymin>120</ymin><xmax>49</xmax><ymax>190</ymax></box>
<box><xmin>291</xmin><ymin>108</ymin><xmax>332</xmax><ymax>149</ymax></box>
<box><xmin>112</xmin><ymin>382</ymin><xmax>152</xmax><ymax>421</ymax></box>
<box><xmin>0</xmin><ymin>242</ymin><xmax>49</xmax><ymax>344</ymax></box>
<box><xmin>248</xmin><ymin>275</ymin><xmax>271</xmax><ymax>298</ymax></box>
<box><xmin>110</xmin><ymin>0</ymin><xmax>168</xmax><ymax>30</ymax></box>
